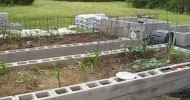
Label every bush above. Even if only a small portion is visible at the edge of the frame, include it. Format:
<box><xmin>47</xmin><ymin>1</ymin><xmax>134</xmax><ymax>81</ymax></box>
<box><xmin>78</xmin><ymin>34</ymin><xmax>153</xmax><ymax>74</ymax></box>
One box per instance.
<box><xmin>0</xmin><ymin>0</ymin><xmax>35</xmax><ymax>5</ymax></box>
<box><xmin>17</xmin><ymin>0</ymin><xmax>35</xmax><ymax>5</ymax></box>
<box><xmin>127</xmin><ymin>0</ymin><xmax>190</xmax><ymax>14</ymax></box>
<box><xmin>55</xmin><ymin>0</ymin><xmax>125</xmax><ymax>2</ymax></box>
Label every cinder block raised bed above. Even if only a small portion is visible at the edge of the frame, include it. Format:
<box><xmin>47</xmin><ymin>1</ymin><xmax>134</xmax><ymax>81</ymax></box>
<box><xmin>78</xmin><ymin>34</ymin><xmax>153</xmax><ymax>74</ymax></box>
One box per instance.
<box><xmin>1</xmin><ymin>62</ymin><xmax>190</xmax><ymax>100</ymax></box>
<box><xmin>0</xmin><ymin>38</ymin><xmax>143</xmax><ymax>63</ymax></box>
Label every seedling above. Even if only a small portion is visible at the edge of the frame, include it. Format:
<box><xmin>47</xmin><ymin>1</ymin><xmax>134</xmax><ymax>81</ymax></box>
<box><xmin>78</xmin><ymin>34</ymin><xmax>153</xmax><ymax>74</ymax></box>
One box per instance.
<box><xmin>53</xmin><ymin>71</ymin><xmax>61</xmax><ymax>87</ymax></box>
<box><xmin>77</xmin><ymin>61</ymin><xmax>87</xmax><ymax>81</ymax></box>
<box><xmin>31</xmin><ymin>65</ymin><xmax>40</xmax><ymax>72</ymax></box>
<box><xmin>0</xmin><ymin>62</ymin><xmax>10</xmax><ymax>76</ymax></box>
<box><xmin>20</xmin><ymin>74</ymin><xmax>30</xmax><ymax>90</ymax></box>
<box><xmin>86</xmin><ymin>52</ymin><xmax>101</xmax><ymax>70</ymax></box>
<box><xmin>166</xmin><ymin>33</ymin><xmax>174</xmax><ymax>63</ymax></box>
<box><xmin>133</xmin><ymin>58</ymin><xmax>164</xmax><ymax>70</ymax></box>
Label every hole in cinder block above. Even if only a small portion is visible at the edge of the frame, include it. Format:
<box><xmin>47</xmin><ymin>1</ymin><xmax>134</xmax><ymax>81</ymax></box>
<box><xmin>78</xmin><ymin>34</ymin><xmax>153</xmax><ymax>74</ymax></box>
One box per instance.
<box><xmin>137</xmin><ymin>73</ymin><xmax>149</xmax><ymax>77</ymax></box>
<box><xmin>18</xmin><ymin>49</ymin><xmax>25</xmax><ymax>52</ymax></box>
<box><xmin>73</xmin><ymin>43</ymin><xmax>79</xmax><ymax>46</ymax></box>
<box><xmin>111</xmin><ymin>50</ymin><xmax>118</xmax><ymax>53</ymax></box>
<box><xmin>7</xmin><ymin>63</ymin><xmax>13</xmax><ymax>67</ymax></box>
<box><xmin>17</xmin><ymin>61</ymin><xmax>27</xmax><ymax>65</ymax></box>
<box><xmin>8</xmin><ymin>50</ymin><xmax>17</xmax><ymax>53</ymax></box>
<box><xmin>35</xmin><ymin>91</ymin><xmax>50</xmax><ymax>98</ymax></box>
<box><xmin>64</xmin><ymin>56</ymin><xmax>72</xmax><ymax>59</ymax></box>
<box><xmin>18</xmin><ymin>94</ymin><xmax>34</xmax><ymax>100</ymax></box>
<box><xmin>73</xmin><ymin>55</ymin><xmax>81</xmax><ymax>58</ymax></box>
<box><xmin>70</xmin><ymin>86</ymin><xmax>83</xmax><ymax>92</ymax></box>
<box><xmin>28</xmin><ymin>48</ymin><xmax>36</xmax><ymax>51</ymax></box>
<box><xmin>42</xmin><ymin>59</ymin><xmax>51</xmax><ymax>62</ymax></box>
<box><xmin>0</xmin><ymin>51</ymin><xmax>5</xmax><ymax>54</ymax></box>
<box><xmin>28</xmin><ymin>60</ymin><xmax>38</xmax><ymax>64</ymax></box>
<box><xmin>98</xmin><ymin>80</ymin><xmax>112</xmax><ymax>85</ymax></box>
<box><xmin>160</xmin><ymin>68</ymin><xmax>172</xmax><ymax>73</ymax></box>
<box><xmin>56</xmin><ymin>45</ymin><xmax>62</xmax><ymax>48</ymax></box>
<box><xmin>52</xmin><ymin>57</ymin><xmax>61</xmax><ymax>60</ymax></box>
<box><xmin>36</xmin><ymin>47</ymin><xmax>44</xmax><ymax>49</ymax></box>
<box><xmin>103</xmin><ymin>51</ymin><xmax>110</xmax><ymax>54</ymax></box>
<box><xmin>88</xmin><ymin>42</ymin><xmax>94</xmax><ymax>45</ymax></box>
<box><xmin>0</xmin><ymin>97</ymin><xmax>13</xmax><ymax>100</ymax></box>
<box><xmin>65</xmin><ymin>44</ymin><xmax>72</xmax><ymax>47</ymax></box>
<box><xmin>86</xmin><ymin>82</ymin><xmax>100</xmax><ymax>88</ymax></box>
<box><xmin>113</xmin><ymin>77</ymin><xmax>126</xmax><ymax>82</ymax></box>
<box><xmin>55</xmin><ymin>88</ymin><xmax>68</xmax><ymax>94</ymax></box>
<box><xmin>147</xmin><ymin>71</ymin><xmax>159</xmax><ymax>75</ymax></box>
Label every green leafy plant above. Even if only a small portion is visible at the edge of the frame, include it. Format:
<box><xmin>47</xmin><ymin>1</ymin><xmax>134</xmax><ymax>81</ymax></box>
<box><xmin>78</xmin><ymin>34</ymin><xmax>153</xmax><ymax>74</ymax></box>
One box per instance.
<box><xmin>51</xmin><ymin>62</ymin><xmax>58</xmax><ymax>68</ymax></box>
<box><xmin>54</xmin><ymin>34</ymin><xmax>65</xmax><ymax>41</ymax></box>
<box><xmin>53</xmin><ymin>71</ymin><xmax>61</xmax><ymax>87</ymax></box>
<box><xmin>20</xmin><ymin>74</ymin><xmax>30</xmax><ymax>90</ymax></box>
<box><xmin>86</xmin><ymin>52</ymin><xmax>101</xmax><ymax>69</ymax></box>
<box><xmin>31</xmin><ymin>65</ymin><xmax>40</xmax><ymax>72</ymax></box>
<box><xmin>120</xmin><ymin>43</ymin><xmax>148</xmax><ymax>53</ymax></box>
<box><xmin>0</xmin><ymin>62</ymin><xmax>10</xmax><ymax>76</ymax></box>
<box><xmin>77</xmin><ymin>61</ymin><xmax>87</xmax><ymax>81</ymax></box>
<box><xmin>8</xmin><ymin>33</ymin><xmax>22</xmax><ymax>46</ymax></box>
<box><xmin>0</xmin><ymin>28</ymin><xmax>8</xmax><ymax>41</ymax></box>
<box><xmin>133</xmin><ymin>58</ymin><xmax>164</xmax><ymax>70</ymax></box>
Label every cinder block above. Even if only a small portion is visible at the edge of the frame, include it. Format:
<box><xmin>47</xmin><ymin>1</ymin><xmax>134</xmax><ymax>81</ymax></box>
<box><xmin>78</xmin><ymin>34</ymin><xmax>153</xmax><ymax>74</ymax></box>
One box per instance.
<box><xmin>0</xmin><ymin>96</ymin><xmax>15</xmax><ymax>100</ymax></box>
<box><xmin>34</xmin><ymin>90</ymin><xmax>55</xmax><ymax>100</ymax></box>
<box><xmin>52</xmin><ymin>84</ymin><xmax>88</xmax><ymax>100</ymax></box>
<box><xmin>15</xmin><ymin>93</ymin><xmax>37</xmax><ymax>100</ymax></box>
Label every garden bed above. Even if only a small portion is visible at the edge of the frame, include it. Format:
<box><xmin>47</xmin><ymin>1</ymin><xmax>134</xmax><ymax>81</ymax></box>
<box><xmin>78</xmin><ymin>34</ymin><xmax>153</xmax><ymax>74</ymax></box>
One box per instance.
<box><xmin>0</xmin><ymin>46</ymin><xmax>188</xmax><ymax>97</ymax></box>
<box><xmin>0</xmin><ymin>32</ymin><xmax>118</xmax><ymax>51</ymax></box>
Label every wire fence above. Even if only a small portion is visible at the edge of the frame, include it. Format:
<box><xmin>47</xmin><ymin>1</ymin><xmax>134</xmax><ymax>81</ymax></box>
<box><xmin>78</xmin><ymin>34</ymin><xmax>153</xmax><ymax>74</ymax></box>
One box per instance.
<box><xmin>0</xmin><ymin>14</ymin><xmax>172</xmax><ymax>55</ymax></box>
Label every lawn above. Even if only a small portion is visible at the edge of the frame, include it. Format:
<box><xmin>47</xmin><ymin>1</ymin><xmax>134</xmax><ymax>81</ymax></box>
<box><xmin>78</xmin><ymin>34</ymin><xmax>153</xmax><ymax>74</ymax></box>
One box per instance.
<box><xmin>0</xmin><ymin>0</ymin><xmax>190</xmax><ymax>25</ymax></box>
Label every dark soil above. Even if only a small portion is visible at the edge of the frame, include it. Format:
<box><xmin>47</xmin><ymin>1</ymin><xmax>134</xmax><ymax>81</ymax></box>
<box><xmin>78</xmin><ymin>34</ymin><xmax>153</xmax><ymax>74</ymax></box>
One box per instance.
<box><xmin>0</xmin><ymin>33</ymin><xmax>118</xmax><ymax>51</ymax></box>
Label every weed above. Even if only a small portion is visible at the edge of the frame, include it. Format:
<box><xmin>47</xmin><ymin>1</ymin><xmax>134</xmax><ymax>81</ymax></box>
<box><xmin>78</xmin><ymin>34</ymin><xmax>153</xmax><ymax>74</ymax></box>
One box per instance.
<box><xmin>0</xmin><ymin>62</ymin><xmax>10</xmax><ymax>76</ymax></box>
<box><xmin>20</xmin><ymin>74</ymin><xmax>30</xmax><ymax>90</ymax></box>
<box><xmin>53</xmin><ymin>71</ymin><xmax>62</xmax><ymax>87</ymax></box>
<box><xmin>86</xmin><ymin>52</ymin><xmax>101</xmax><ymax>70</ymax></box>
<box><xmin>77</xmin><ymin>61</ymin><xmax>87</xmax><ymax>81</ymax></box>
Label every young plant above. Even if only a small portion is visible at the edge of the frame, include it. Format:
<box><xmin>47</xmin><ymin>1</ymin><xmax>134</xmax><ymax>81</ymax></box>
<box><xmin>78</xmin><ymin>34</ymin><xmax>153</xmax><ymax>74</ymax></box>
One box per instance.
<box><xmin>0</xmin><ymin>62</ymin><xmax>10</xmax><ymax>76</ymax></box>
<box><xmin>31</xmin><ymin>65</ymin><xmax>40</xmax><ymax>72</ymax></box>
<box><xmin>0</xmin><ymin>27</ymin><xmax>8</xmax><ymax>41</ymax></box>
<box><xmin>166</xmin><ymin>33</ymin><xmax>174</xmax><ymax>63</ymax></box>
<box><xmin>10</xmin><ymin>33</ymin><xmax>22</xmax><ymax>46</ymax></box>
<box><xmin>133</xmin><ymin>58</ymin><xmax>164</xmax><ymax>70</ymax></box>
<box><xmin>20</xmin><ymin>74</ymin><xmax>30</xmax><ymax>90</ymax></box>
<box><xmin>53</xmin><ymin>71</ymin><xmax>61</xmax><ymax>87</ymax></box>
<box><xmin>77</xmin><ymin>61</ymin><xmax>87</xmax><ymax>81</ymax></box>
<box><xmin>86</xmin><ymin>52</ymin><xmax>101</xmax><ymax>69</ymax></box>
<box><xmin>120</xmin><ymin>43</ymin><xmax>128</xmax><ymax>53</ymax></box>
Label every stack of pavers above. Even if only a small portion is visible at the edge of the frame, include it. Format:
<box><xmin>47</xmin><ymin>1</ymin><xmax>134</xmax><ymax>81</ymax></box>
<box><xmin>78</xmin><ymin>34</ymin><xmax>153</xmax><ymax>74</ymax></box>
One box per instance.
<box><xmin>0</xmin><ymin>12</ymin><xmax>21</xmax><ymax>30</ymax></box>
<box><xmin>75</xmin><ymin>14</ymin><xmax>108</xmax><ymax>32</ymax></box>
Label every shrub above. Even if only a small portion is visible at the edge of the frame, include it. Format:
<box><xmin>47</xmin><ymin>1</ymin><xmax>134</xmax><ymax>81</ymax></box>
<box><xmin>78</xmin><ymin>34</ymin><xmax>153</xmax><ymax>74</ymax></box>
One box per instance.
<box><xmin>17</xmin><ymin>0</ymin><xmax>35</xmax><ymax>5</ymax></box>
<box><xmin>127</xmin><ymin>0</ymin><xmax>190</xmax><ymax>13</ymax></box>
<box><xmin>0</xmin><ymin>0</ymin><xmax>35</xmax><ymax>5</ymax></box>
<box><xmin>55</xmin><ymin>0</ymin><xmax>125</xmax><ymax>2</ymax></box>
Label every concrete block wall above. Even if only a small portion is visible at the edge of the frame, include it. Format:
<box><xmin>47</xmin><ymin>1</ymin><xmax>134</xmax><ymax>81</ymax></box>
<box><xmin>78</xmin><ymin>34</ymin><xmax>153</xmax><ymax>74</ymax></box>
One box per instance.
<box><xmin>0</xmin><ymin>38</ymin><xmax>144</xmax><ymax>63</ymax></box>
<box><xmin>0</xmin><ymin>12</ymin><xmax>22</xmax><ymax>30</ymax></box>
<box><xmin>1</xmin><ymin>62</ymin><xmax>190</xmax><ymax>100</ymax></box>
<box><xmin>172</xmin><ymin>25</ymin><xmax>190</xmax><ymax>47</ymax></box>
<box><xmin>99</xmin><ymin>17</ymin><xmax>171</xmax><ymax>38</ymax></box>
<box><xmin>0</xmin><ymin>12</ymin><xmax>9</xmax><ymax>26</ymax></box>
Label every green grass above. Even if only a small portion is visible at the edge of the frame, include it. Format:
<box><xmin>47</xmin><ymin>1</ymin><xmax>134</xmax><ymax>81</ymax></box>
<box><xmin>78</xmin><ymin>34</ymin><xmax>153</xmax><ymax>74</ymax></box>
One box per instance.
<box><xmin>0</xmin><ymin>0</ymin><xmax>190</xmax><ymax>28</ymax></box>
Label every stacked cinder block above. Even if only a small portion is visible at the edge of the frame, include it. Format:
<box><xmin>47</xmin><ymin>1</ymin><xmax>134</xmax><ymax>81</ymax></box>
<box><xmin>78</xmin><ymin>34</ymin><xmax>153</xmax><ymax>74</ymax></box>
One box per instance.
<box><xmin>0</xmin><ymin>12</ymin><xmax>22</xmax><ymax>30</ymax></box>
<box><xmin>172</xmin><ymin>25</ymin><xmax>190</xmax><ymax>47</ymax></box>
<box><xmin>100</xmin><ymin>17</ymin><xmax>171</xmax><ymax>39</ymax></box>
